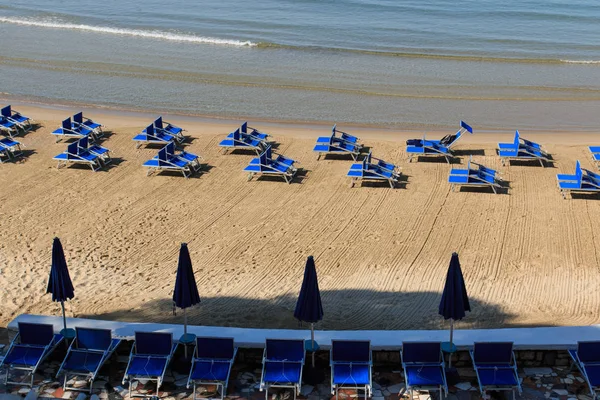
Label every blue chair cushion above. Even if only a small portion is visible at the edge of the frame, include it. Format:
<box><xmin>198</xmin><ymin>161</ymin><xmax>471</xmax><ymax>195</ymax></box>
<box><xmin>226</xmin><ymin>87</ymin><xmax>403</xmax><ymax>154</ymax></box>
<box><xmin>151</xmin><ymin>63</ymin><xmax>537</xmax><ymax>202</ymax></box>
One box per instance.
<box><xmin>190</xmin><ymin>360</ymin><xmax>231</xmax><ymax>382</ymax></box>
<box><xmin>405</xmin><ymin>365</ymin><xmax>444</xmax><ymax>387</ymax></box>
<box><xmin>332</xmin><ymin>363</ymin><xmax>370</xmax><ymax>385</ymax></box>
<box><xmin>263</xmin><ymin>361</ymin><xmax>302</xmax><ymax>384</ymax></box>
<box><xmin>584</xmin><ymin>365</ymin><xmax>600</xmax><ymax>387</ymax></box>
<box><xmin>63</xmin><ymin>350</ymin><xmax>103</xmax><ymax>373</ymax></box>
<box><xmin>476</xmin><ymin>367</ymin><xmax>517</xmax><ymax>387</ymax></box>
<box><xmin>127</xmin><ymin>355</ymin><xmax>168</xmax><ymax>377</ymax></box>
<box><xmin>4</xmin><ymin>345</ymin><xmax>46</xmax><ymax>366</ymax></box>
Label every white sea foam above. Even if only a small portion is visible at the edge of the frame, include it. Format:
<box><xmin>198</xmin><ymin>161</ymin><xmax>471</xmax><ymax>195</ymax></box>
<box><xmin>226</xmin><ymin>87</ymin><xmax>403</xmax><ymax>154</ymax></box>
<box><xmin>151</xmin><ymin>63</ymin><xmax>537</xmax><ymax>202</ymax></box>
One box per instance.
<box><xmin>0</xmin><ymin>16</ymin><xmax>257</xmax><ymax>47</ymax></box>
<box><xmin>560</xmin><ymin>59</ymin><xmax>600</xmax><ymax>64</ymax></box>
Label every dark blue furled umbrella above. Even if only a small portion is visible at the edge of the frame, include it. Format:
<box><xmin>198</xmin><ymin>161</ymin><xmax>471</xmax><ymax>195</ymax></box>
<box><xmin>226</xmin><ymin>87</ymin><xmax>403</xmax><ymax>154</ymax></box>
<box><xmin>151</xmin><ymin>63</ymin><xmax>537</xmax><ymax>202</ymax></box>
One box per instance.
<box><xmin>173</xmin><ymin>243</ymin><xmax>200</xmax><ymax>346</ymax></box>
<box><xmin>439</xmin><ymin>252</ymin><xmax>470</xmax><ymax>366</ymax></box>
<box><xmin>46</xmin><ymin>237</ymin><xmax>75</xmax><ymax>333</ymax></box>
<box><xmin>294</xmin><ymin>256</ymin><xmax>323</xmax><ymax>367</ymax></box>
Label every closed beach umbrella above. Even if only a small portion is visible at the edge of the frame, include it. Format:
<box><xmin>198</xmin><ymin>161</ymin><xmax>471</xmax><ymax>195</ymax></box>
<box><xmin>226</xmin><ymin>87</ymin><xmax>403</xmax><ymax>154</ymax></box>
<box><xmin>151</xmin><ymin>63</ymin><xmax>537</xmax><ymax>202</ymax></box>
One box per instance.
<box><xmin>294</xmin><ymin>256</ymin><xmax>324</xmax><ymax>368</ymax></box>
<box><xmin>46</xmin><ymin>237</ymin><xmax>75</xmax><ymax>334</ymax></box>
<box><xmin>438</xmin><ymin>252</ymin><xmax>470</xmax><ymax>366</ymax></box>
<box><xmin>173</xmin><ymin>243</ymin><xmax>200</xmax><ymax>342</ymax></box>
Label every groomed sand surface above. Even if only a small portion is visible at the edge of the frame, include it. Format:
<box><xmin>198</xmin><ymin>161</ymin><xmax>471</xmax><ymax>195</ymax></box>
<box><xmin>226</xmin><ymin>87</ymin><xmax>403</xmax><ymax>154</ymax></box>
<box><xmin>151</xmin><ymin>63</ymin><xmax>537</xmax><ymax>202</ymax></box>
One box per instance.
<box><xmin>1</xmin><ymin>104</ymin><xmax>599</xmax><ymax>331</ymax></box>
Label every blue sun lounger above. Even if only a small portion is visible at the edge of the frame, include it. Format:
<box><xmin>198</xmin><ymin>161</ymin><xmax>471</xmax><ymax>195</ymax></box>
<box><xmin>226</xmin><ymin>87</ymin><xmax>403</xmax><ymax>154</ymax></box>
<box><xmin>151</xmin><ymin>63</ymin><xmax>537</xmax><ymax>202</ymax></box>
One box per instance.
<box><xmin>568</xmin><ymin>341</ymin><xmax>600</xmax><ymax>398</ymax></box>
<box><xmin>471</xmin><ymin>342</ymin><xmax>521</xmax><ymax>400</ymax></box>
<box><xmin>347</xmin><ymin>152</ymin><xmax>400</xmax><ymax>188</ymax></box>
<box><xmin>0</xmin><ymin>137</ymin><xmax>23</xmax><ymax>162</ymax></box>
<box><xmin>449</xmin><ymin>156</ymin><xmax>503</xmax><ymax>194</ymax></box>
<box><xmin>0</xmin><ymin>322</ymin><xmax>64</xmax><ymax>387</ymax></box>
<box><xmin>54</xmin><ymin>139</ymin><xmax>104</xmax><ymax>171</ymax></box>
<box><xmin>52</xmin><ymin>117</ymin><xmax>96</xmax><ymax>143</ymax></box>
<box><xmin>590</xmin><ymin>146</ymin><xmax>600</xmax><ymax>169</ymax></box>
<box><xmin>244</xmin><ymin>145</ymin><xmax>298</xmax><ymax>183</ymax></box>
<box><xmin>219</xmin><ymin>128</ymin><xmax>266</xmax><ymax>154</ymax></box>
<box><xmin>56</xmin><ymin>327</ymin><xmax>121</xmax><ymax>393</ymax></box>
<box><xmin>160</xmin><ymin>139</ymin><xmax>202</xmax><ymax>173</ymax></box>
<box><xmin>241</xmin><ymin>122</ymin><xmax>270</xmax><ymax>141</ymax></box>
<box><xmin>1</xmin><ymin>105</ymin><xmax>31</xmax><ymax>133</ymax></box>
<box><xmin>313</xmin><ymin>124</ymin><xmax>363</xmax><ymax>161</ymax></box>
<box><xmin>401</xmin><ymin>342</ymin><xmax>448</xmax><ymax>398</ymax></box>
<box><xmin>143</xmin><ymin>144</ymin><xmax>195</xmax><ymax>178</ymax></box>
<box><xmin>187</xmin><ymin>337</ymin><xmax>237</xmax><ymax>400</ymax></box>
<box><xmin>123</xmin><ymin>332</ymin><xmax>178</xmax><ymax>398</ymax></box>
<box><xmin>0</xmin><ymin>115</ymin><xmax>18</xmax><ymax>137</ymax></box>
<box><xmin>133</xmin><ymin>124</ymin><xmax>178</xmax><ymax>148</ymax></box>
<box><xmin>498</xmin><ymin>130</ymin><xmax>550</xmax><ymax>166</ymax></box>
<box><xmin>259</xmin><ymin>339</ymin><xmax>305</xmax><ymax>400</ymax></box>
<box><xmin>406</xmin><ymin>121</ymin><xmax>473</xmax><ymax>163</ymax></box>
<box><xmin>73</xmin><ymin>112</ymin><xmax>103</xmax><ymax>136</ymax></box>
<box><xmin>154</xmin><ymin>117</ymin><xmax>185</xmax><ymax>143</ymax></box>
<box><xmin>78</xmin><ymin>136</ymin><xmax>111</xmax><ymax>166</ymax></box>
<box><xmin>557</xmin><ymin>160</ymin><xmax>600</xmax><ymax>199</ymax></box>
<box><xmin>330</xmin><ymin>340</ymin><xmax>372</xmax><ymax>399</ymax></box>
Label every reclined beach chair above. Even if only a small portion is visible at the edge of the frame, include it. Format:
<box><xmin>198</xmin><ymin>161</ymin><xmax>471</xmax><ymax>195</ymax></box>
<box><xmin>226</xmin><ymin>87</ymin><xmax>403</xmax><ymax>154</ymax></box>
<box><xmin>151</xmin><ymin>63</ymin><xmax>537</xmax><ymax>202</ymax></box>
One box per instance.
<box><xmin>161</xmin><ymin>140</ymin><xmax>202</xmax><ymax>172</ymax></box>
<box><xmin>240</xmin><ymin>122</ymin><xmax>270</xmax><ymax>141</ymax></box>
<box><xmin>219</xmin><ymin>128</ymin><xmax>266</xmax><ymax>154</ymax></box>
<box><xmin>78</xmin><ymin>136</ymin><xmax>111</xmax><ymax>166</ymax></box>
<box><xmin>73</xmin><ymin>112</ymin><xmax>103</xmax><ymax>136</ymax></box>
<box><xmin>133</xmin><ymin>124</ymin><xmax>178</xmax><ymax>148</ymax></box>
<box><xmin>497</xmin><ymin>130</ymin><xmax>551</xmax><ymax>166</ymax></box>
<box><xmin>244</xmin><ymin>145</ymin><xmax>298</xmax><ymax>183</ymax></box>
<box><xmin>330</xmin><ymin>340</ymin><xmax>372</xmax><ymax>399</ymax></box>
<box><xmin>569</xmin><ymin>341</ymin><xmax>600</xmax><ymax>398</ymax></box>
<box><xmin>471</xmin><ymin>342</ymin><xmax>522</xmax><ymax>400</ymax></box>
<box><xmin>0</xmin><ymin>137</ymin><xmax>23</xmax><ymax>162</ymax></box>
<box><xmin>52</xmin><ymin>117</ymin><xmax>96</xmax><ymax>143</ymax></box>
<box><xmin>0</xmin><ymin>114</ymin><xmax>18</xmax><ymax>137</ymax></box>
<box><xmin>259</xmin><ymin>339</ymin><xmax>305</xmax><ymax>400</ymax></box>
<box><xmin>590</xmin><ymin>146</ymin><xmax>600</xmax><ymax>169</ymax></box>
<box><xmin>1</xmin><ymin>105</ymin><xmax>32</xmax><ymax>133</ymax></box>
<box><xmin>0</xmin><ymin>322</ymin><xmax>64</xmax><ymax>387</ymax></box>
<box><xmin>56</xmin><ymin>327</ymin><xmax>121</xmax><ymax>393</ymax></box>
<box><xmin>313</xmin><ymin>124</ymin><xmax>363</xmax><ymax>161</ymax></box>
<box><xmin>54</xmin><ymin>140</ymin><xmax>103</xmax><ymax>171</ymax></box>
<box><xmin>143</xmin><ymin>145</ymin><xmax>195</xmax><ymax>178</ymax></box>
<box><xmin>187</xmin><ymin>337</ymin><xmax>237</xmax><ymax>400</ymax></box>
<box><xmin>401</xmin><ymin>342</ymin><xmax>448</xmax><ymax>398</ymax></box>
<box><xmin>556</xmin><ymin>160</ymin><xmax>600</xmax><ymax>199</ymax></box>
<box><xmin>347</xmin><ymin>152</ymin><xmax>400</xmax><ymax>188</ymax></box>
<box><xmin>406</xmin><ymin>121</ymin><xmax>473</xmax><ymax>163</ymax></box>
<box><xmin>154</xmin><ymin>117</ymin><xmax>185</xmax><ymax>143</ymax></box>
<box><xmin>448</xmin><ymin>156</ymin><xmax>504</xmax><ymax>194</ymax></box>
<box><xmin>123</xmin><ymin>332</ymin><xmax>178</xmax><ymax>398</ymax></box>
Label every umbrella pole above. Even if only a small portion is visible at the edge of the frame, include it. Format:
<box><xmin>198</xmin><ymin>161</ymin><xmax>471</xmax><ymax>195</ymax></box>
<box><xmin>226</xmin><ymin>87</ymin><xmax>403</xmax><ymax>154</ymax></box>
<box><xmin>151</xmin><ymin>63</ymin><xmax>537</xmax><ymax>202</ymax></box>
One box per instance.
<box><xmin>311</xmin><ymin>323</ymin><xmax>315</xmax><ymax>368</ymax></box>
<box><xmin>184</xmin><ymin>308</ymin><xmax>188</xmax><ymax>358</ymax></box>
<box><xmin>449</xmin><ymin>319</ymin><xmax>454</xmax><ymax>368</ymax></box>
<box><xmin>61</xmin><ymin>301</ymin><xmax>67</xmax><ymax>331</ymax></box>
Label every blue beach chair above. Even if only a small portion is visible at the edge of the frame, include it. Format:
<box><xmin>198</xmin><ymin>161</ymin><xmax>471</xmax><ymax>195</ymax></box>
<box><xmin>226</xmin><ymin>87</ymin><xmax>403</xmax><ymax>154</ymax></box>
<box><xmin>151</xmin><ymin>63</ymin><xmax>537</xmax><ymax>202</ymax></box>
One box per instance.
<box><xmin>143</xmin><ymin>145</ymin><xmax>195</xmax><ymax>178</ymax></box>
<box><xmin>123</xmin><ymin>332</ymin><xmax>178</xmax><ymax>398</ymax></box>
<box><xmin>54</xmin><ymin>140</ymin><xmax>103</xmax><ymax>171</ymax></box>
<box><xmin>187</xmin><ymin>337</ymin><xmax>237</xmax><ymax>400</ymax></box>
<box><xmin>448</xmin><ymin>156</ymin><xmax>504</xmax><ymax>194</ymax></box>
<box><xmin>240</xmin><ymin>122</ymin><xmax>270</xmax><ymax>141</ymax></box>
<box><xmin>73</xmin><ymin>112</ymin><xmax>103</xmax><ymax>136</ymax></box>
<box><xmin>406</xmin><ymin>121</ymin><xmax>473</xmax><ymax>163</ymax></box>
<box><xmin>313</xmin><ymin>124</ymin><xmax>363</xmax><ymax>161</ymax></box>
<box><xmin>133</xmin><ymin>124</ymin><xmax>177</xmax><ymax>148</ymax></box>
<box><xmin>160</xmin><ymin>142</ymin><xmax>202</xmax><ymax>172</ymax></box>
<box><xmin>590</xmin><ymin>146</ymin><xmax>600</xmax><ymax>169</ymax></box>
<box><xmin>330</xmin><ymin>340</ymin><xmax>372</xmax><ymax>399</ymax></box>
<box><xmin>569</xmin><ymin>341</ymin><xmax>600</xmax><ymax>398</ymax></box>
<box><xmin>0</xmin><ymin>137</ymin><xmax>23</xmax><ymax>162</ymax></box>
<box><xmin>0</xmin><ymin>114</ymin><xmax>18</xmax><ymax>137</ymax></box>
<box><xmin>219</xmin><ymin>128</ymin><xmax>266</xmax><ymax>155</ymax></box>
<box><xmin>401</xmin><ymin>342</ymin><xmax>448</xmax><ymax>398</ymax></box>
<box><xmin>0</xmin><ymin>322</ymin><xmax>64</xmax><ymax>387</ymax></box>
<box><xmin>244</xmin><ymin>145</ymin><xmax>298</xmax><ymax>183</ymax></box>
<box><xmin>556</xmin><ymin>161</ymin><xmax>600</xmax><ymax>199</ymax></box>
<box><xmin>78</xmin><ymin>136</ymin><xmax>111</xmax><ymax>166</ymax></box>
<box><xmin>154</xmin><ymin>117</ymin><xmax>185</xmax><ymax>143</ymax></box>
<box><xmin>56</xmin><ymin>327</ymin><xmax>121</xmax><ymax>393</ymax></box>
<box><xmin>497</xmin><ymin>130</ymin><xmax>550</xmax><ymax>166</ymax></box>
<box><xmin>1</xmin><ymin>105</ymin><xmax>31</xmax><ymax>133</ymax></box>
<box><xmin>259</xmin><ymin>339</ymin><xmax>305</xmax><ymax>400</ymax></box>
<box><xmin>52</xmin><ymin>117</ymin><xmax>96</xmax><ymax>143</ymax></box>
<box><xmin>347</xmin><ymin>152</ymin><xmax>400</xmax><ymax>188</ymax></box>
<box><xmin>470</xmin><ymin>342</ymin><xmax>522</xmax><ymax>400</ymax></box>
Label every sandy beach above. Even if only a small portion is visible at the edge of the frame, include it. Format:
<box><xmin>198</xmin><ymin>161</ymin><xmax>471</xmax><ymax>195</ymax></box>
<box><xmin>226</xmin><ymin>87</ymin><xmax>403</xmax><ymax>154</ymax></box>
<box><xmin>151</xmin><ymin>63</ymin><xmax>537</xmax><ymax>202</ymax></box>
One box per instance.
<box><xmin>1</xmin><ymin>103</ymin><xmax>599</xmax><ymax>331</ymax></box>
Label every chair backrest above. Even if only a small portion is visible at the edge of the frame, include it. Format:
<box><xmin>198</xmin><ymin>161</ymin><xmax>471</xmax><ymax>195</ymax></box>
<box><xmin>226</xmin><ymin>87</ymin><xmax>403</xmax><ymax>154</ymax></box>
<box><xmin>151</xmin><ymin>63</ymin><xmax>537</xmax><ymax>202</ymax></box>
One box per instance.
<box><xmin>576</xmin><ymin>341</ymin><xmax>600</xmax><ymax>363</ymax></box>
<box><xmin>67</xmin><ymin>142</ymin><xmax>79</xmax><ymax>155</ymax></box>
<box><xmin>265</xmin><ymin>145</ymin><xmax>273</xmax><ymax>161</ymax></box>
<box><xmin>332</xmin><ymin>340</ymin><xmax>371</xmax><ymax>363</ymax></box>
<box><xmin>575</xmin><ymin>160</ymin><xmax>583</xmax><ymax>181</ymax></box>
<box><xmin>332</xmin><ymin>124</ymin><xmax>337</xmax><ymax>136</ymax></box>
<box><xmin>62</xmin><ymin>118</ymin><xmax>72</xmax><ymax>130</ymax></box>
<box><xmin>260</xmin><ymin>146</ymin><xmax>270</xmax><ymax>165</ymax></box>
<box><xmin>1</xmin><ymin>106</ymin><xmax>10</xmax><ymax>118</ymax></box>
<box><xmin>265</xmin><ymin>339</ymin><xmax>305</xmax><ymax>362</ymax></box>
<box><xmin>157</xmin><ymin>147</ymin><xmax>169</xmax><ymax>162</ymax></box>
<box><xmin>78</xmin><ymin>136</ymin><xmax>89</xmax><ymax>151</ymax></box>
<box><xmin>73</xmin><ymin>112</ymin><xmax>83</xmax><ymax>124</ymax></box>
<box><xmin>154</xmin><ymin>117</ymin><xmax>164</xmax><ymax>129</ymax></box>
<box><xmin>75</xmin><ymin>327</ymin><xmax>112</xmax><ymax>351</ymax></box>
<box><xmin>460</xmin><ymin>120</ymin><xmax>473</xmax><ymax>134</ymax></box>
<box><xmin>135</xmin><ymin>331</ymin><xmax>172</xmax><ymax>356</ymax></box>
<box><xmin>365</xmin><ymin>151</ymin><xmax>372</xmax><ymax>165</ymax></box>
<box><xmin>232</xmin><ymin>128</ymin><xmax>241</xmax><ymax>141</ymax></box>
<box><xmin>196</xmin><ymin>337</ymin><xmax>235</xmax><ymax>360</ymax></box>
<box><xmin>146</xmin><ymin>124</ymin><xmax>155</xmax><ymax>136</ymax></box>
<box><xmin>473</xmin><ymin>342</ymin><xmax>514</xmax><ymax>364</ymax></box>
<box><xmin>402</xmin><ymin>342</ymin><xmax>442</xmax><ymax>364</ymax></box>
<box><xmin>241</xmin><ymin>122</ymin><xmax>248</xmax><ymax>134</ymax></box>
<box><xmin>514</xmin><ymin>130</ymin><xmax>520</xmax><ymax>146</ymax></box>
<box><xmin>165</xmin><ymin>142</ymin><xmax>176</xmax><ymax>156</ymax></box>
<box><xmin>18</xmin><ymin>322</ymin><xmax>54</xmax><ymax>346</ymax></box>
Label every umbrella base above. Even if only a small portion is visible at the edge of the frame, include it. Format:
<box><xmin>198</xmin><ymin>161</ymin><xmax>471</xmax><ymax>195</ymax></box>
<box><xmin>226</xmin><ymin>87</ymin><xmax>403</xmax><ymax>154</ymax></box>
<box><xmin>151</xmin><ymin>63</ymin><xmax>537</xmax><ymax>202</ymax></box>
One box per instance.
<box><xmin>303</xmin><ymin>365</ymin><xmax>325</xmax><ymax>385</ymax></box>
<box><xmin>60</xmin><ymin>328</ymin><xmax>76</xmax><ymax>340</ymax></box>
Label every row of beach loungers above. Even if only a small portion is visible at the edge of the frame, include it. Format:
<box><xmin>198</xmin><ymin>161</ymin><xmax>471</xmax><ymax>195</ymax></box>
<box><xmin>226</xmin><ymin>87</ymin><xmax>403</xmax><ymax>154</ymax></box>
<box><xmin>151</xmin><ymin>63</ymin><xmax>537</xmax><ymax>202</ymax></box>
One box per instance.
<box><xmin>5</xmin><ymin>322</ymin><xmax>600</xmax><ymax>400</ymax></box>
<box><xmin>2</xmin><ymin>105</ymin><xmax>600</xmax><ymax>196</ymax></box>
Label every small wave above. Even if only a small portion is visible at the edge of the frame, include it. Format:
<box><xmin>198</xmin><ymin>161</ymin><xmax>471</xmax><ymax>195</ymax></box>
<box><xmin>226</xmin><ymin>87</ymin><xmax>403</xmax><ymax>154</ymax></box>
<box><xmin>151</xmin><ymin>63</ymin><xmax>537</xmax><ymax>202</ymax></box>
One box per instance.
<box><xmin>560</xmin><ymin>59</ymin><xmax>600</xmax><ymax>64</ymax></box>
<box><xmin>0</xmin><ymin>16</ymin><xmax>257</xmax><ymax>47</ymax></box>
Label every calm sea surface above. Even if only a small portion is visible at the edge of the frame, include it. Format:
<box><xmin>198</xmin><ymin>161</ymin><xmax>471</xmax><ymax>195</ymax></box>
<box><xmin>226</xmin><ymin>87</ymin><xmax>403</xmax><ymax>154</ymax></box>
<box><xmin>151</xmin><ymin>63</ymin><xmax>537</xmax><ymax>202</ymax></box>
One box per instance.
<box><xmin>1</xmin><ymin>0</ymin><xmax>600</xmax><ymax>129</ymax></box>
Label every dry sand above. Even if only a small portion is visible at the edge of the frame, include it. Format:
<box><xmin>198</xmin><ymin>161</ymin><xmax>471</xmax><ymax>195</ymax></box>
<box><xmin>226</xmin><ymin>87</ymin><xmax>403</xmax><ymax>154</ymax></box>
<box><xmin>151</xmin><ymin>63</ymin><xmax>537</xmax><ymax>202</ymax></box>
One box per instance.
<box><xmin>1</xmin><ymin>104</ymin><xmax>599</xmax><ymax>331</ymax></box>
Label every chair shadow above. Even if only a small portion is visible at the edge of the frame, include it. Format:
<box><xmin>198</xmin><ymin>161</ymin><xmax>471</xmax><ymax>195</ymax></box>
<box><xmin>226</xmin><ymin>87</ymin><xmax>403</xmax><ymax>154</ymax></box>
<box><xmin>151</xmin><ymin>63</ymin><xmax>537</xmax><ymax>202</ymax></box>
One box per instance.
<box><xmin>412</xmin><ymin>156</ymin><xmax>461</xmax><ymax>165</ymax></box>
<box><xmin>569</xmin><ymin>192</ymin><xmax>600</xmax><ymax>200</ymax></box>
<box><xmin>453</xmin><ymin>149</ymin><xmax>486</xmax><ymax>157</ymax></box>
<box><xmin>505</xmin><ymin>159</ymin><xmax>556</xmax><ymax>168</ymax></box>
<box><xmin>319</xmin><ymin>154</ymin><xmax>359</xmax><ymax>162</ymax></box>
<box><xmin>102</xmin><ymin>157</ymin><xmax>126</xmax><ymax>171</ymax></box>
<box><xmin>9</xmin><ymin>149</ymin><xmax>37</xmax><ymax>163</ymax></box>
